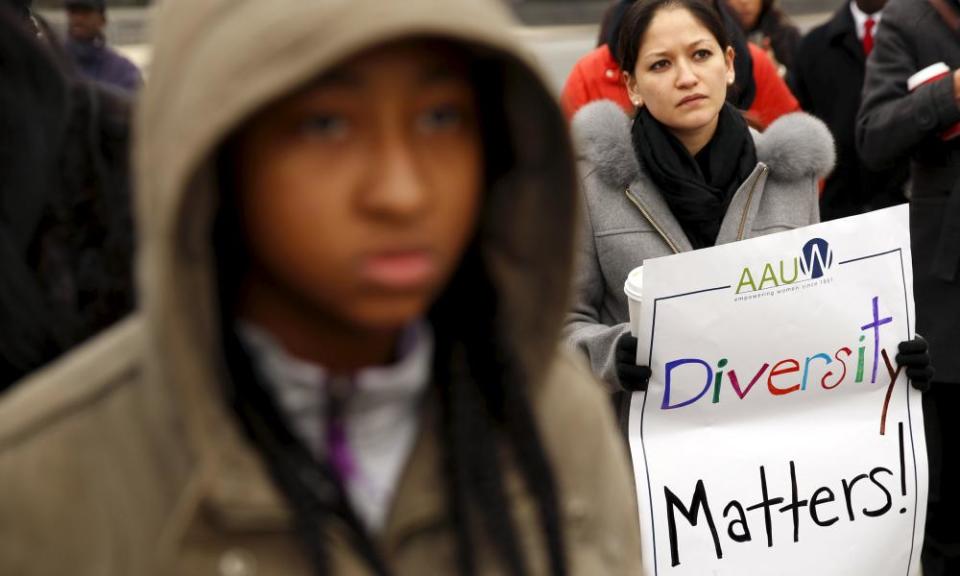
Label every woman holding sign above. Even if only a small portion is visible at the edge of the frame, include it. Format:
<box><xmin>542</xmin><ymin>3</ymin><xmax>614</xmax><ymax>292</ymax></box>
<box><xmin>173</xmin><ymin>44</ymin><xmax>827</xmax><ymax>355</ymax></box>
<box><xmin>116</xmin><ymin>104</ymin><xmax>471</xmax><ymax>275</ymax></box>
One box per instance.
<box><xmin>0</xmin><ymin>0</ymin><xmax>642</xmax><ymax>573</ymax></box>
<box><xmin>564</xmin><ymin>0</ymin><xmax>932</xmax><ymax>412</ymax></box>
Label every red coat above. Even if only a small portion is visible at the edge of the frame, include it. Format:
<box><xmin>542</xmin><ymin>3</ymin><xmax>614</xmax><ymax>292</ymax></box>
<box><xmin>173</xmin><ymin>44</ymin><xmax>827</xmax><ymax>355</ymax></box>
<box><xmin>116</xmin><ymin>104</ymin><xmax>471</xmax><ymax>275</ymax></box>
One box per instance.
<box><xmin>561</xmin><ymin>43</ymin><xmax>799</xmax><ymax>129</ymax></box>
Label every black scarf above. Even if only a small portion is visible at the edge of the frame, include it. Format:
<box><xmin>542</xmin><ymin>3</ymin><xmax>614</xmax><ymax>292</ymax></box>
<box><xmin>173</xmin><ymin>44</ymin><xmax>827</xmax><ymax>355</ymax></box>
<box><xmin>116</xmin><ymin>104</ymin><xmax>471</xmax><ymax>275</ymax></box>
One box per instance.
<box><xmin>631</xmin><ymin>103</ymin><xmax>758</xmax><ymax>249</ymax></box>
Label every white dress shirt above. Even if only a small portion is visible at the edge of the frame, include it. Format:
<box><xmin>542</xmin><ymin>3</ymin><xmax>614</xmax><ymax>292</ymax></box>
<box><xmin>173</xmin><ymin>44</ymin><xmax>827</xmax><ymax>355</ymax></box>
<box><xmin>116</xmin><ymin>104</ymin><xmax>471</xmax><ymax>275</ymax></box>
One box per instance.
<box><xmin>850</xmin><ymin>1</ymin><xmax>883</xmax><ymax>41</ymax></box>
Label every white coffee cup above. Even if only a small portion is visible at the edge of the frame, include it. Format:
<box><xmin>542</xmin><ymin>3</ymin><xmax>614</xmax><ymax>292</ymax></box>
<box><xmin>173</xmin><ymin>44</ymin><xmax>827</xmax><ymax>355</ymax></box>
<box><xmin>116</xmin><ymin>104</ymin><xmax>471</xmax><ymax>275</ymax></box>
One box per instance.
<box><xmin>623</xmin><ymin>265</ymin><xmax>644</xmax><ymax>338</ymax></box>
<box><xmin>624</xmin><ymin>265</ymin><xmax>644</xmax><ymax>365</ymax></box>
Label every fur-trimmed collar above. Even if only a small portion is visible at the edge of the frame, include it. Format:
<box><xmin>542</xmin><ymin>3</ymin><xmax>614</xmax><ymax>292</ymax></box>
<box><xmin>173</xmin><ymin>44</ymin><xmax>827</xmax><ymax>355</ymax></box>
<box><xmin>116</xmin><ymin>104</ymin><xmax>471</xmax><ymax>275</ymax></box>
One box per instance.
<box><xmin>572</xmin><ymin>101</ymin><xmax>836</xmax><ymax>189</ymax></box>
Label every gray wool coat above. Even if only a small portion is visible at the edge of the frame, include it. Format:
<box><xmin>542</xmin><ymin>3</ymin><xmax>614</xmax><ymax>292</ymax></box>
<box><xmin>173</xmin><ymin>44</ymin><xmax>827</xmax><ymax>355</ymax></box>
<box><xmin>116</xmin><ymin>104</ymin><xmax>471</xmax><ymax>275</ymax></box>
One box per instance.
<box><xmin>565</xmin><ymin>101</ymin><xmax>836</xmax><ymax>391</ymax></box>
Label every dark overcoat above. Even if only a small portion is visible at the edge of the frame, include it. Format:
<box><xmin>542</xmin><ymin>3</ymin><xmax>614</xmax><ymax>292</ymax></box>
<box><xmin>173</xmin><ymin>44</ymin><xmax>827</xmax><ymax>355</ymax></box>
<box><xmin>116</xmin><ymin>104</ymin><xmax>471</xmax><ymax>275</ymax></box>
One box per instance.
<box><xmin>790</xmin><ymin>5</ymin><xmax>909</xmax><ymax>220</ymax></box>
<box><xmin>857</xmin><ymin>0</ymin><xmax>960</xmax><ymax>383</ymax></box>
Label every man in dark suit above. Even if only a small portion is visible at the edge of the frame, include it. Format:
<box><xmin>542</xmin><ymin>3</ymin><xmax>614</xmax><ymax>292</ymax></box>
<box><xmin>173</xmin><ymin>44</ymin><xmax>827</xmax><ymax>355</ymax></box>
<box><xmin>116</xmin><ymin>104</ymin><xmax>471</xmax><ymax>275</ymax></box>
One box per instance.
<box><xmin>789</xmin><ymin>0</ymin><xmax>908</xmax><ymax>221</ymax></box>
<box><xmin>857</xmin><ymin>0</ymin><xmax>960</xmax><ymax>572</ymax></box>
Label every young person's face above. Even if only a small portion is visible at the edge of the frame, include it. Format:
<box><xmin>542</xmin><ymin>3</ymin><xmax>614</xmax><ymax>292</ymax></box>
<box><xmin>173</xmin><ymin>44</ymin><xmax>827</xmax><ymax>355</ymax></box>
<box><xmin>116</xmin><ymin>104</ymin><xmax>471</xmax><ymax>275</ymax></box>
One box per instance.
<box><xmin>625</xmin><ymin>7</ymin><xmax>734</xmax><ymax>151</ymax></box>
<box><xmin>234</xmin><ymin>41</ymin><xmax>483</xmax><ymax>335</ymax></box>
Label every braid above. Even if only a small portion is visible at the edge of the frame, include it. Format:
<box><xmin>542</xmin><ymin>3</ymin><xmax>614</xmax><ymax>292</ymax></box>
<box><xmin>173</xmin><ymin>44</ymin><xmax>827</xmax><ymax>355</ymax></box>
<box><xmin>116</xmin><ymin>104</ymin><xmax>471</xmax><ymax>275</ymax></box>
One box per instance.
<box><xmin>433</xmin><ymin>246</ymin><xmax>567</xmax><ymax>576</ymax></box>
<box><xmin>435</xmin><ymin>337</ymin><xmax>477</xmax><ymax>576</ymax></box>
<box><xmin>503</xmin><ymin>372</ymin><xmax>568</xmax><ymax>576</ymax></box>
<box><xmin>214</xmin><ymin>152</ymin><xmax>389</xmax><ymax>576</ymax></box>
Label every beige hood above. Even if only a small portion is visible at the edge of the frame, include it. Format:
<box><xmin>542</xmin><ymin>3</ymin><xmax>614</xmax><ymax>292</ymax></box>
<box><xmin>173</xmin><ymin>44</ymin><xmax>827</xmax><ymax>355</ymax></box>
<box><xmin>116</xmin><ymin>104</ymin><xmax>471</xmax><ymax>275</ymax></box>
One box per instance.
<box><xmin>135</xmin><ymin>0</ymin><xmax>579</xmax><ymax>460</ymax></box>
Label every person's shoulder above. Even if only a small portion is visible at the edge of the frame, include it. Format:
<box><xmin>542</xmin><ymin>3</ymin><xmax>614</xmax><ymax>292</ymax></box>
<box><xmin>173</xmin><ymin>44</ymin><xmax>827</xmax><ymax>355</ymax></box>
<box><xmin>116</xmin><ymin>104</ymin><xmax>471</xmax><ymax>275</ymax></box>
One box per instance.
<box><xmin>532</xmin><ymin>349</ymin><xmax>645</xmax><ymax>572</ymax></box>
<box><xmin>576</xmin><ymin>44</ymin><xmax>615</xmax><ymax>71</ymax></box>
<box><xmin>531</xmin><ymin>349</ymin><xmax>631</xmax><ymax>485</ymax></box>
<box><xmin>104</xmin><ymin>43</ymin><xmax>135</xmax><ymax>65</ymax></box>
<box><xmin>756</xmin><ymin>112</ymin><xmax>836</xmax><ymax>181</ymax></box>
<box><xmin>796</xmin><ymin>13</ymin><xmax>839</xmax><ymax>54</ymax></box>
<box><xmin>534</xmin><ymin>349</ymin><xmax>616</xmax><ymax>432</ymax></box>
<box><xmin>0</xmin><ymin>315</ymin><xmax>147</xmax><ymax>451</ymax></box>
<box><xmin>790</xmin><ymin>20</ymin><xmax>839</xmax><ymax>82</ymax></box>
<box><xmin>104</xmin><ymin>45</ymin><xmax>142</xmax><ymax>79</ymax></box>
<box><xmin>571</xmin><ymin>100</ymin><xmax>639</xmax><ymax>191</ymax></box>
<box><xmin>881</xmin><ymin>0</ymin><xmax>932</xmax><ymax>26</ymax></box>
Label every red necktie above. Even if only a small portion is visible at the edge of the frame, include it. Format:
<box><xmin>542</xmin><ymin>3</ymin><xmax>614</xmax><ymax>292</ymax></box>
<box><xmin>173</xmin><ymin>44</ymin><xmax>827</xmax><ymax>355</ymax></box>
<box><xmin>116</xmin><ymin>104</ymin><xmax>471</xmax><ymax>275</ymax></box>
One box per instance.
<box><xmin>863</xmin><ymin>17</ymin><xmax>875</xmax><ymax>56</ymax></box>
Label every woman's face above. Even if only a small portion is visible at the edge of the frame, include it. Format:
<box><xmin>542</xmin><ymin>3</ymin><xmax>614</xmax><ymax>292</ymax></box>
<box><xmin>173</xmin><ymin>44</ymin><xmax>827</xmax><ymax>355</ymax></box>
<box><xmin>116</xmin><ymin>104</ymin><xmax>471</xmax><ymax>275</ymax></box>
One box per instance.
<box><xmin>726</xmin><ymin>0</ymin><xmax>762</xmax><ymax>30</ymax></box>
<box><xmin>234</xmin><ymin>41</ymin><xmax>483</xmax><ymax>335</ymax></box>
<box><xmin>625</xmin><ymin>7</ymin><xmax>735</xmax><ymax>151</ymax></box>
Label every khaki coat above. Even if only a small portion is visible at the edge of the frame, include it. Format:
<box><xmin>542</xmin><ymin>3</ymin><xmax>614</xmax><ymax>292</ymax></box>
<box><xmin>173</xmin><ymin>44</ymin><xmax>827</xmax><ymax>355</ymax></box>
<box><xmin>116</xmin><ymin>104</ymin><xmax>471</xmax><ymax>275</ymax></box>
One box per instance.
<box><xmin>0</xmin><ymin>0</ymin><xmax>642</xmax><ymax>574</ymax></box>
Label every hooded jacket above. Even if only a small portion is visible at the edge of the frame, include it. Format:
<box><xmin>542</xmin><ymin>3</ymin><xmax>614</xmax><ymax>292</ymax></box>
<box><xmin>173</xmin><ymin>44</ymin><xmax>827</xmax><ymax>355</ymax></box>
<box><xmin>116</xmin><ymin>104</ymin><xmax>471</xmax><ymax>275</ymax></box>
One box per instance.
<box><xmin>565</xmin><ymin>101</ymin><xmax>835</xmax><ymax>392</ymax></box>
<box><xmin>0</xmin><ymin>0</ymin><xmax>641</xmax><ymax>574</ymax></box>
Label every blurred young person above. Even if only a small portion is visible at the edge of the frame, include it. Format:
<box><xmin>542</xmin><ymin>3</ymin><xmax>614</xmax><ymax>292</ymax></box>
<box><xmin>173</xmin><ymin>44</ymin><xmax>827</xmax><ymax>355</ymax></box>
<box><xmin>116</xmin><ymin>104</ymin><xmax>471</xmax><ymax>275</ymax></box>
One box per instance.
<box><xmin>790</xmin><ymin>0</ymin><xmax>908</xmax><ymax>221</ymax></box>
<box><xmin>725</xmin><ymin>0</ymin><xmax>800</xmax><ymax>77</ymax></box>
<box><xmin>0</xmin><ymin>2</ymin><xmax>134</xmax><ymax>391</ymax></box>
<box><xmin>564</xmin><ymin>0</ymin><xmax>930</xmax><ymax>416</ymax></box>
<box><xmin>561</xmin><ymin>0</ymin><xmax>800</xmax><ymax>128</ymax></box>
<box><xmin>0</xmin><ymin>0</ymin><xmax>641</xmax><ymax>574</ymax></box>
<box><xmin>857</xmin><ymin>0</ymin><xmax>960</xmax><ymax>571</ymax></box>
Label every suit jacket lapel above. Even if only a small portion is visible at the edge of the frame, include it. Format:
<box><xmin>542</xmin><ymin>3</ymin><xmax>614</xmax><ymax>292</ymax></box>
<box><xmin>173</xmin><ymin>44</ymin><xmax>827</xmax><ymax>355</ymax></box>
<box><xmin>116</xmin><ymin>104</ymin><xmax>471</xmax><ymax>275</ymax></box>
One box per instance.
<box><xmin>828</xmin><ymin>5</ymin><xmax>866</xmax><ymax>65</ymax></box>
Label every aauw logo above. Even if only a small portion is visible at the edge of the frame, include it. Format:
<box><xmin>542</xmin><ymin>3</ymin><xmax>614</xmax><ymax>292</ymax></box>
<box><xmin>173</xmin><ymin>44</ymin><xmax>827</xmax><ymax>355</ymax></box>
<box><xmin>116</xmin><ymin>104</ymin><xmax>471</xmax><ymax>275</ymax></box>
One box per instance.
<box><xmin>736</xmin><ymin>237</ymin><xmax>834</xmax><ymax>294</ymax></box>
<box><xmin>799</xmin><ymin>237</ymin><xmax>834</xmax><ymax>279</ymax></box>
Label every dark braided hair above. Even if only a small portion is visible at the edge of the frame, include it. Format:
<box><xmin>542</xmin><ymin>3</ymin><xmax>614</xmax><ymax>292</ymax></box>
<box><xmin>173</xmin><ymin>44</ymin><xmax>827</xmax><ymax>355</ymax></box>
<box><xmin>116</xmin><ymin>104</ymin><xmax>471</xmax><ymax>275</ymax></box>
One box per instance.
<box><xmin>431</xmin><ymin>240</ymin><xmax>567</xmax><ymax>576</ymax></box>
<box><xmin>429</xmin><ymin>55</ymin><xmax>568</xmax><ymax>576</ymax></box>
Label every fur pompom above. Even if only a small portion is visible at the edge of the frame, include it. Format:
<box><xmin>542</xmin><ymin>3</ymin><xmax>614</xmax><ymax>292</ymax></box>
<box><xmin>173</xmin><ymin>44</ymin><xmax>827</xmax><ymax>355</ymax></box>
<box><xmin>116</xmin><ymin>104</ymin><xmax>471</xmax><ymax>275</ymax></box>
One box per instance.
<box><xmin>756</xmin><ymin>112</ymin><xmax>836</xmax><ymax>181</ymax></box>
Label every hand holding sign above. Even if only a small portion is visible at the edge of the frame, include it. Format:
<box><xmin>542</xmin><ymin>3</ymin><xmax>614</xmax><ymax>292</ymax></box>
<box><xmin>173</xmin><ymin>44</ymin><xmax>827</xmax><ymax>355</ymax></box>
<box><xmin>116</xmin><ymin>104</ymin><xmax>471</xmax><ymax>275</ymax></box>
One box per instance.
<box><xmin>616</xmin><ymin>335</ymin><xmax>652</xmax><ymax>392</ymax></box>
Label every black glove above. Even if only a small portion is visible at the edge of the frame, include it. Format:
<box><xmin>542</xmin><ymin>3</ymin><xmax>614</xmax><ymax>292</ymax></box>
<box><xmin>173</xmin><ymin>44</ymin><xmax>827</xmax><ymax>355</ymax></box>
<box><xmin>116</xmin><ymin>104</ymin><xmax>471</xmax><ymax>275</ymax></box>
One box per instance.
<box><xmin>896</xmin><ymin>336</ymin><xmax>934</xmax><ymax>392</ymax></box>
<box><xmin>615</xmin><ymin>334</ymin><xmax>652</xmax><ymax>392</ymax></box>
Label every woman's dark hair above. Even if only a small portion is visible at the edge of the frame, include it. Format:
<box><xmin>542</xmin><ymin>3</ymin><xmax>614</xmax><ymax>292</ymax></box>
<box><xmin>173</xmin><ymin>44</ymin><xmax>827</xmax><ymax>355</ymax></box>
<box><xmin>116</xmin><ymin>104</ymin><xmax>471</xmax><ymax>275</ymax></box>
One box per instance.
<box><xmin>753</xmin><ymin>0</ymin><xmax>787</xmax><ymax>32</ymax></box>
<box><xmin>744</xmin><ymin>0</ymin><xmax>799</xmax><ymax>74</ymax></box>
<box><xmin>617</xmin><ymin>0</ymin><xmax>730</xmax><ymax>76</ymax></box>
<box><xmin>0</xmin><ymin>6</ymin><xmax>134</xmax><ymax>390</ymax></box>
<box><xmin>214</xmin><ymin>45</ymin><xmax>567</xmax><ymax>576</ymax></box>
<box><xmin>599</xmin><ymin>0</ymin><xmax>634</xmax><ymax>53</ymax></box>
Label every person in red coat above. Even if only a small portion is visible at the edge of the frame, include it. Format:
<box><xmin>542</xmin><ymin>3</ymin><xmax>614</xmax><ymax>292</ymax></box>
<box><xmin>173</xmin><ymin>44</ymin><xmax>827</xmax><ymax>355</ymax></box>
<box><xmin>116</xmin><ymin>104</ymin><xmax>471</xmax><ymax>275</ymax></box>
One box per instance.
<box><xmin>561</xmin><ymin>0</ymin><xmax>799</xmax><ymax>128</ymax></box>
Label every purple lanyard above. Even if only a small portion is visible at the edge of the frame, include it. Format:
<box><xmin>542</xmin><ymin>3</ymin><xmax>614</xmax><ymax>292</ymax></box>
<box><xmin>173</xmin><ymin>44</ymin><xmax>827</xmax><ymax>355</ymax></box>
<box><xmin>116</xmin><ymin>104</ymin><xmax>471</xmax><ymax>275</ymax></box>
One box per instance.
<box><xmin>325</xmin><ymin>376</ymin><xmax>357</xmax><ymax>482</ymax></box>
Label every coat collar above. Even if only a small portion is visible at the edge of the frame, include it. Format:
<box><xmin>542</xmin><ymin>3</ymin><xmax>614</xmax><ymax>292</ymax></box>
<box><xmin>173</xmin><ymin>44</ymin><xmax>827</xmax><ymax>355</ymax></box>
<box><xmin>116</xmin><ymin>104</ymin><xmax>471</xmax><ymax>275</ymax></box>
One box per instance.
<box><xmin>825</xmin><ymin>3</ymin><xmax>867</xmax><ymax>62</ymax></box>
<box><xmin>625</xmin><ymin>162</ymin><xmax>770</xmax><ymax>252</ymax></box>
<box><xmin>572</xmin><ymin>101</ymin><xmax>833</xmax><ymax>250</ymax></box>
<box><xmin>180</xmin><ymin>388</ymin><xmax>447</xmax><ymax>556</ymax></box>
<box><xmin>572</xmin><ymin>101</ymin><xmax>834</xmax><ymax>195</ymax></box>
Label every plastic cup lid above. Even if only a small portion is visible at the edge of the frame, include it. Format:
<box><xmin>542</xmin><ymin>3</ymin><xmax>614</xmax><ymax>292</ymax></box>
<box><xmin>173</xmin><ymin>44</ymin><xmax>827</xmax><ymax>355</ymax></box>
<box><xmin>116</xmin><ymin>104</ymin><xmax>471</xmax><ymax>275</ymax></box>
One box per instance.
<box><xmin>624</xmin><ymin>265</ymin><xmax>644</xmax><ymax>299</ymax></box>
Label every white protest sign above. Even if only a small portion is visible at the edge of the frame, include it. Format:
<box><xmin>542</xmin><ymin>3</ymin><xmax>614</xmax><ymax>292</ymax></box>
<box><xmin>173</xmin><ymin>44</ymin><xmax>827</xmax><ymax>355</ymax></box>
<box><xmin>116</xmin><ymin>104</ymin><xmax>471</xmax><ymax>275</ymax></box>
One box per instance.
<box><xmin>629</xmin><ymin>205</ymin><xmax>927</xmax><ymax>576</ymax></box>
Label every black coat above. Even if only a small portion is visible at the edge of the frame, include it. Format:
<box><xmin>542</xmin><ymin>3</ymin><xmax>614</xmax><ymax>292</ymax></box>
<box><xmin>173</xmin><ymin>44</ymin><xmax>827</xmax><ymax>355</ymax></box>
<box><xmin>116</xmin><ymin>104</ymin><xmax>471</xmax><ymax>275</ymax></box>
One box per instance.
<box><xmin>0</xmin><ymin>10</ymin><xmax>134</xmax><ymax>390</ymax></box>
<box><xmin>857</xmin><ymin>0</ymin><xmax>960</xmax><ymax>383</ymax></box>
<box><xmin>790</xmin><ymin>4</ymin><xmax>908</xmax><ymax>221</ymax></box>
